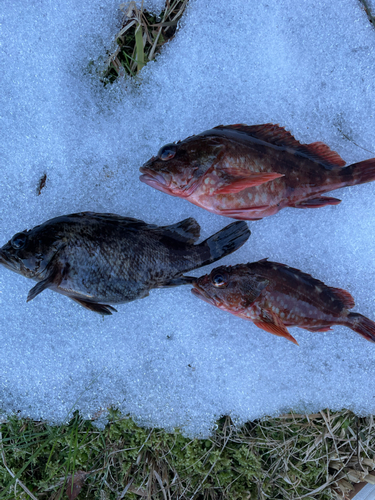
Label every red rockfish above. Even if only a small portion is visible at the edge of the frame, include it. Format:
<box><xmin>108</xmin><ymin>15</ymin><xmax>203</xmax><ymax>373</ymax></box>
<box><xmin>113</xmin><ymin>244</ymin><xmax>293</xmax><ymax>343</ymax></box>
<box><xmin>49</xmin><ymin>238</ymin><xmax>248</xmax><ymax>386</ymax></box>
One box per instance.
<box><xmin>140</xmin><ymin>124</ymin><xmax>375</xmax><ymax>220</ymax></box>
<box><xmin>192</xmin><ymin>260</ymin><xmax>375</xmax><ymax>345</ymax></box>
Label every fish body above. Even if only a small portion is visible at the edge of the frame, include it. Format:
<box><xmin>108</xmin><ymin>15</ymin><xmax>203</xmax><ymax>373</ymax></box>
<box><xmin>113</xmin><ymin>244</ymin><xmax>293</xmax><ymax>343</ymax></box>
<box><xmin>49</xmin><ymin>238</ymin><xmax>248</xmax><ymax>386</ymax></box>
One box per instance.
<box><xmin>0</xmin><ymin>212</ymin><xmax>250</xmax><ymax>314</ymax></box>
<box><xmin>192</xmin><ymin>259</ymin><xmax>375</xmax><ymax>344</ymax></box>
<box><xmin>140</xmin><ymin>124</ymin><xmax>375</xmax><ymax>220</ymax></box>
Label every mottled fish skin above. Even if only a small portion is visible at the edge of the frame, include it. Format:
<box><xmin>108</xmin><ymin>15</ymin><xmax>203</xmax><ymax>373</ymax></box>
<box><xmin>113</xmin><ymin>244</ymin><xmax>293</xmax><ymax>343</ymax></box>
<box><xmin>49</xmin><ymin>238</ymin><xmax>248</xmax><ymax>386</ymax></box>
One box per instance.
<box><xmin>192</xmin><ymin>260</ymin><xmax>375</xmax><ymax>344</ymax></box>
<box><xmin>140</xmin><ymin>123</ymin><xmax>375</xmax><ymax>220</ymax></box>
<box><xmin>0</xmin><ymin>212</ymin><xmax>250</xmax><ymax>314</ymax></box>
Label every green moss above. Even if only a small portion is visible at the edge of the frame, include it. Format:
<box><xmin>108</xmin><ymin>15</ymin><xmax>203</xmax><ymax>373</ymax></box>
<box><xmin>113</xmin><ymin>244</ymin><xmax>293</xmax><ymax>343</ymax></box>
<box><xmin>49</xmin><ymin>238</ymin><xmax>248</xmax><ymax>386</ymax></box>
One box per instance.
<box><xmin>1</xmin><ymin>410</ymin><xmax>373</xmax><ymax>499</ymax></box>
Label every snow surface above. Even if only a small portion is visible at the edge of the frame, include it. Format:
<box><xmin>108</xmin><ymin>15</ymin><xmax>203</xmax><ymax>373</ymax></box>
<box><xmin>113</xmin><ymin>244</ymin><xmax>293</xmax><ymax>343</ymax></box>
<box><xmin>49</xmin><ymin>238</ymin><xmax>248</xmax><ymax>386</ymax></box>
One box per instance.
<box><xmin>1</xmin><ymin>0</ymin><xmax>375</xmax><ymax>436</ymax></box>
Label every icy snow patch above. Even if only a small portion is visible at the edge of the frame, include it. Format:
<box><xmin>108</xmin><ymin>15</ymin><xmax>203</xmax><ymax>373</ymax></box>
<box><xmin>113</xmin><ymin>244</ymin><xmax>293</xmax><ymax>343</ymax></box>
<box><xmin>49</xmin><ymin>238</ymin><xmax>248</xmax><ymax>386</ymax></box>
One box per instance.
<box><xmin>1</xmin><ymin>0</ymin><xmax>375</xmax><ymax>435</ymax></box>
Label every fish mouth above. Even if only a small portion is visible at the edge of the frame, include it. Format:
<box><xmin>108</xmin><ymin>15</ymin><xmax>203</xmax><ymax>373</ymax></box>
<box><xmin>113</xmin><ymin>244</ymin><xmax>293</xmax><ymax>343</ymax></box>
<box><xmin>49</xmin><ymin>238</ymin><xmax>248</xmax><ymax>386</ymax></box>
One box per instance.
<box><xmin>139</xmin><ymin>171</ymin><xmax>176</xmax><ymax>196</ymax></box>
<box><xmin>139</xmin><ymin>172</ymin><xmax>167</xmax><ymax>186</ymax></box>
<box><xmin>191</xmin><ymin>285</ymin><xmax>216</xmax><ymax>306</ymax></box>
<box><xmin>0</xmin><ymin>248</ymin><xmax>23</xmax><ymax>275</ymax></box>
<box><xmin>0</xmin><ymin>249</ymin><xmax>12</xmax><ymax>269</ymax></box>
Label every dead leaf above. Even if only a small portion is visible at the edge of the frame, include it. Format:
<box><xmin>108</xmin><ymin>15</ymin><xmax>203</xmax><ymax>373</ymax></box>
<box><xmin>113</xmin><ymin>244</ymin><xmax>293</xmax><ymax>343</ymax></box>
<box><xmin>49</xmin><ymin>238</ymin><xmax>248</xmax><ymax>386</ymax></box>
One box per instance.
<box><xmin>66</xmin><ymin>470</ymin><xmax>87</xmax><ymax>500</ymax></box>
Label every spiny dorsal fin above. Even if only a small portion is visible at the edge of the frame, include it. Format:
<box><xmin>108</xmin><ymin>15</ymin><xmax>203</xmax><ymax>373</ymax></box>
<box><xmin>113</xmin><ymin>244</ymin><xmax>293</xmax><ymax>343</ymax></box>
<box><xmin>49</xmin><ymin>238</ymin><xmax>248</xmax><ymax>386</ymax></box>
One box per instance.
<box><xmin>249</xmin><ymin>260</ymin><xmax>354</xmax><ymax>311</ymax></box>
<box><xmin>153</xmin><ymin>217</ymin><xmax>200</xmax><ymax>244</ymax></box>
<box><xmin>68</xmin><ymin>212</ymin><xmax>156</xmax><ymax>228</ymax></box>
<box><xmin>214</xmin><ymin>124</ymin><xmax>346</xmax><ymax>170</ymax></box>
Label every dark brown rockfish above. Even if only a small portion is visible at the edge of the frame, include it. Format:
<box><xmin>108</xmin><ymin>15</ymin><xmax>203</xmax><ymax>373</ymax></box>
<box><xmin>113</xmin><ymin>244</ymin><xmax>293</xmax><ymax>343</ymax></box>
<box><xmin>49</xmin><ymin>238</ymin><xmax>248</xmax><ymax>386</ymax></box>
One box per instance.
<box><xmin>140</xmin><ymin>123</ymin><xmax>375</xmax><ymax>220</ymax></box>
<box><xmin>0</xmin><ymin>212</ymin><xmax>250</xmax><ymax>314</ymax></box>
<box><xmin>192</xmin><ymin>260</ymin><xmax>375</xmax><ymax>344</ymax></box>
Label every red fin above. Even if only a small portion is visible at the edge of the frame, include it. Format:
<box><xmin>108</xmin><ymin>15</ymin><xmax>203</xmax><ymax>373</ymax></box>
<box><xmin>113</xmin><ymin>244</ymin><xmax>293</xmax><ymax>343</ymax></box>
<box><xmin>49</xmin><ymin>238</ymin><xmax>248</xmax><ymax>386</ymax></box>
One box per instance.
<box><xmin>293</xmin><ymin>197</ymin><xmax>342</xmax><ymax>208</ymax></box>
<box><xmin>246</xmin><ymin>260</ymin><xmax>353</xmax><ymax>314</ymax></box>
<box><xmin>304</xmin><ymin>326</ymin><xmax>333</xmax><ymax>332</ymax></box>
<box><xmin>217</xmin><ymin>206</ymin><xmax>269</xmax><ymax>220</ymax></box>
<box><xmin>295</xmin><ymin>141</ymin><xmax>346</xmax><ymax>170</ymax></box>
<box><xmin>344</xmin><ymin>158</ymin><xmax>375</xmax><ymax>186</ymax></box>
<box><xmin>213</xmin><ymin>124</ymin><xmax>346</xmax><ymax>170</ymax></box>
<box><xmin>253</xmin><ymin>310</ymin><xmax>299</xmax><ymax>345</ymax></box>
<box><xmin>214</xmin><ymin>172</ymin><xmax>284</xmax><ymax>194</ymax></box>
<box><xmin>331</xmin><ymin>288</ymin><xmax>355</xmax><ymax>309</ymax></box>
<box><xmin>347</xmin><ymin>313</ymin><xmax>375</xmax><ymax>342</ymax></box>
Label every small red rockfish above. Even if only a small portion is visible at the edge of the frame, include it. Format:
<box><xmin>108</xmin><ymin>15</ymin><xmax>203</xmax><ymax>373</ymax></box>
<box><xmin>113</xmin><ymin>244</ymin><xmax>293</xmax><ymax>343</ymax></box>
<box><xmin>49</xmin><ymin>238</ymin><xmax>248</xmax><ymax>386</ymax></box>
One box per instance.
<box><xmin>192</xmin><ymin>260</ymin><xmax>375</xmax><ymax>345</ymax></box>
<box><xmin>140</xmin><ymin>124</ymin><xmax>375</xmax><ymax>220</ymax></box>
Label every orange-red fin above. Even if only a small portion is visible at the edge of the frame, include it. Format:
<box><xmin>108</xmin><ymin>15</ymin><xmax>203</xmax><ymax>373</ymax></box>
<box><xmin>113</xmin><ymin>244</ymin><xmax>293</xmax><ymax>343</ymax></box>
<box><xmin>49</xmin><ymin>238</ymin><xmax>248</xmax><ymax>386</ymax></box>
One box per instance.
<box><xmin>253</xmin><ymin>310</ymin><xmax>299</xmax><ymax>345</ymax></box>
<box><xmin>217</xmin><ymin>206</ymin><xmax>269</xmax><ymax>220</ymax></box>
<box><xmin>304</xmin><ymin>326</ymin><xmax>333</xmax><ymax>332</ymax></box>
<box><xmin>293</xmin><ymin>196</ymin><xmax>341</xmax><ymax>208</ymax></box>
<box><xmin>213</xmin><ymin>124</ymin><xmax>346</xmax><ymax>170</ymax></box>
<box><xmin>294</xmin><ymin>142</ymin><xmax>346</xmax><ymax>170</ymax></box>
<box><xmin>214</xmin><ymin>172</ymin><xmax>284</xmax><ymax>194</ymax></box>
<box><xmin>331</xmin><ymin>288</ymin><xmax>355</xmax><ymax>309</ymax></box>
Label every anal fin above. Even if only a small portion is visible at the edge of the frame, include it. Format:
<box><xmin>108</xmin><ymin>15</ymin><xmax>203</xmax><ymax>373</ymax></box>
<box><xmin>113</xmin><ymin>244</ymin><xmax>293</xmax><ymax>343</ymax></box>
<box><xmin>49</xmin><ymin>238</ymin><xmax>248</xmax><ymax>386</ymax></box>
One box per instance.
<box><xmin>304</xmin><ymin>326</ymin><xmax>333</xmax><ymax>332</ymax></box>
<box><xmin>71</xmin><ymin>297</ymin><xmax>117</xmax><ymax>315</ymax></box>
<box><xmin>293</xmin><ymin>197</ymin><xmax>341</xmax><ymax>208</ymax></box>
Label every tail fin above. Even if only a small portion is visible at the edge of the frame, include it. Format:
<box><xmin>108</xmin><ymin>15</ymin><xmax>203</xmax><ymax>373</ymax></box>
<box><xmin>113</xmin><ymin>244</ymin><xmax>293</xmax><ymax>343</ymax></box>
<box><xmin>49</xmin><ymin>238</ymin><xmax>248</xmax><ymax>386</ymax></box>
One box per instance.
<box><xmin>197</xmin><ymin>221</ymin><xmax>250</xmax><ymax>267</ymax></box>
<box><xmin>347</xmin><ymin>312</ymin><xmax>375</xmax><ymax>342</ymax></box>
<box><xmin>342</xmin><ymin>158</ymin><xmax>375</xmax><ymax>186</ymax></box>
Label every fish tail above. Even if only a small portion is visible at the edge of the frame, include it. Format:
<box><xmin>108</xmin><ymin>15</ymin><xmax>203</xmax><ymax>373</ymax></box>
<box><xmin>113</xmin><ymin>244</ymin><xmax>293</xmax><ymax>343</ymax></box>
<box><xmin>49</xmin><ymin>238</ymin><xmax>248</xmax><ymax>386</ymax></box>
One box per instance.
<box><xmin>197</xmin><ymin>221</ymin><xmax>250</xmax><ymax>267</ymax></box>
<box><xmin>346</xmin><ymin>312</ymin><xmax>375</xmax><ymax>343</ymax></box>
<box><xmin>341</xmin><ymin>158</ymin><xmax>375</xmax><ymax>186</ymax></box>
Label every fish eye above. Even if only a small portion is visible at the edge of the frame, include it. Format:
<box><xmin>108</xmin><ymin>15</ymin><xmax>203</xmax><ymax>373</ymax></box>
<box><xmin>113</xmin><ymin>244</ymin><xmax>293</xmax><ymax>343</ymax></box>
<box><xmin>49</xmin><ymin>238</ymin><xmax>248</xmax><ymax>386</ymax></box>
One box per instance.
<box><xmin>158</xmin><ymin>144</ymin><xmax>177</xmax><ymax>161</ymax></box>
<box><xmin>11</xmin><ymin>232</ymin><xmax>28</xmax><ymax>250</ymax></box>
<box><xmin>211</xmin><ymin>272</ymin><xmax>229</xmax><ymax>288</ymax></box>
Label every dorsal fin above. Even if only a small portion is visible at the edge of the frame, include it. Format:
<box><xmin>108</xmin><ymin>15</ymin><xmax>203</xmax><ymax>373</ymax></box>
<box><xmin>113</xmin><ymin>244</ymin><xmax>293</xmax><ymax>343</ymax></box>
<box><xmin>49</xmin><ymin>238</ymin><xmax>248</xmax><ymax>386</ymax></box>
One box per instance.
<box><xmin>153</xmin><ymin>217</ymin><xmax>200</xmax><ymax>244</ymax></box>
<box><xmin>213</xmin><ymin>124</ymin><xmax>346</xmax><ymax>170</ymax></box>
<box><xmin>330</xmin><ymin>287</ymin><xmax>355</xmax><ymax>309</ymax></box>
<box><xmin>249</xmin><ymin>260</ymin><xmax>355</xmax><ymax>312</ymax></box>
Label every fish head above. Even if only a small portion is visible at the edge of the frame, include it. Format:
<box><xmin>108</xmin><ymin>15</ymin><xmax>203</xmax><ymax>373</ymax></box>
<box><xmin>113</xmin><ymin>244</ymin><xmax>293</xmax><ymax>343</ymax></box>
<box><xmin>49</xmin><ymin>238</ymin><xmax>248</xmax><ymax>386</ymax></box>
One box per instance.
<box><xmin>140</xmin><ymin>136</ymin><xmax>225</xmax><ymax>197</ymax></box>
<box><xmin>192</xmin><ymin>264</ymin><xmax>269</xmax><ymax>313</ymax></box>
<box><xmin>0</xmin><ymin>222</ymin><xmax>66</xmax><ymax>279</ymax></box>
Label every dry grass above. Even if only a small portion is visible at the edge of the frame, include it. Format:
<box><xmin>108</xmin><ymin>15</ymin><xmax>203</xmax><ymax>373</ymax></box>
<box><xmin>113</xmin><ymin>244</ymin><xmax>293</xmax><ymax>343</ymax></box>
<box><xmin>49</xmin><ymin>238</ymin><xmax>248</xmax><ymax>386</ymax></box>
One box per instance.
<box><xmin>103</xmin><ymin>0</ymin><xmax>189</xmax><ymax>81</ymax></box>
<box><xmin>1</xmin><ymin>409</ymin><xmax>375</xmax><ymax>499</ymax></box>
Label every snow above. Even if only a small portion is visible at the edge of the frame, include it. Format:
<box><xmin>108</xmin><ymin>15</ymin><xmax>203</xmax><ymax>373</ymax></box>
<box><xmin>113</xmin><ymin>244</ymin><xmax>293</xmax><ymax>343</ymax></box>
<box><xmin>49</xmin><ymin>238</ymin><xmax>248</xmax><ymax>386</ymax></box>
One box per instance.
<box><xmin>1</xmin><ymin>0</ymin><xmax>375</xmax><ymax>436</ymax></box>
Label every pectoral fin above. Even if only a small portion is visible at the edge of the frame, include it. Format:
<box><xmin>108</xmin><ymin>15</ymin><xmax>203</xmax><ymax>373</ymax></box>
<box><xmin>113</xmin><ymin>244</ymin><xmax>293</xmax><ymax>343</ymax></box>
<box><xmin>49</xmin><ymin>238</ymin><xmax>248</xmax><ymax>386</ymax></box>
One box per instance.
<box><xmin>214</xmin><ymin>172</ymin><xmax>284</xmax><ymax>194</ymax></box>
<box><xmin>71</xmin><ymin>297</ymin><xmax>117</xmax><ymax>315</ymax></box>
<box><xmin>27</xmin><ymin>269</ymin><xmax>61</xmax><ymax>302</ymax></box>
<box><xmin>253</xmin><ymin>310</ymin><xmax>299</xmax><ymax>345</ymax></box>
